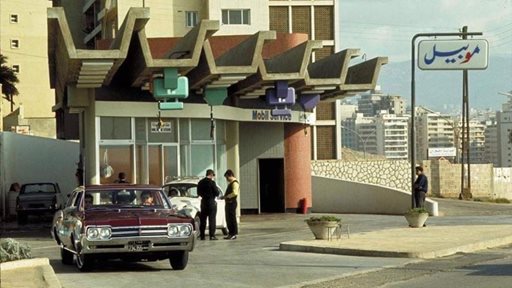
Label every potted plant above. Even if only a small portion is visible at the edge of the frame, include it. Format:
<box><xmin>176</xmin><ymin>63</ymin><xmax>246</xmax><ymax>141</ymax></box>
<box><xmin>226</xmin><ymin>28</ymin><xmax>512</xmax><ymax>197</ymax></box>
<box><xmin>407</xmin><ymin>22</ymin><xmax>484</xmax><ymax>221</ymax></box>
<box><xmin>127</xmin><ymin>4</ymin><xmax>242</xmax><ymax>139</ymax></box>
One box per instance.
<box><xmin>305</xmin><ymin>215</ymin><xmax>341</xmax><ymax>240</ymax></box>
<box><xmin>404</xmin><ymin>207</ymin><xmax>429</xmax><ymax>228</ymax></box>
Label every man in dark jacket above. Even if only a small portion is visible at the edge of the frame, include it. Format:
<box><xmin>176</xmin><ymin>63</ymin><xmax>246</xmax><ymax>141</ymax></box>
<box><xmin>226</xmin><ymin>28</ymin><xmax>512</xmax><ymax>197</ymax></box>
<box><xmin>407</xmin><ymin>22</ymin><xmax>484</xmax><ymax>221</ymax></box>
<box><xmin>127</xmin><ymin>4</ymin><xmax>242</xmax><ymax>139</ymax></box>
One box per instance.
<box><xmin>197</xmin><ymin>169</ymin><xmax>219</xmax><ymax>240</ymax></box>
<box><xmin>413</xmin><ymin>166</ymin><xmax>428</xmax><ymax>208</ymax></box>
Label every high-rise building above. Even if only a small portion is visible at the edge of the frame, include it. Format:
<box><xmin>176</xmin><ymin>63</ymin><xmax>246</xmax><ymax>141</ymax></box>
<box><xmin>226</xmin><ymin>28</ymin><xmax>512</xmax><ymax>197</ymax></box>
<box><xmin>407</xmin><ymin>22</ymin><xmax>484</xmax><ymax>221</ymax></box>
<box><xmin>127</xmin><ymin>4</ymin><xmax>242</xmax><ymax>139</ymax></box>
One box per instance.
<box><xmin>0</xmin><ymin>0</ymin><xmax>55</xmax><ymax>137</ymax></box>
<box><xmin>484</xmin><ymin>120</ymin><xmax>499</xmax><ymax>166</ymax></box>
<box><xmin>415</xmin><ymin>107</ymin><xmax>457</xmax><ymax>162</ymax></box>
<box><xmin>357</xmin><ymin>88</ymin><xmax>406</xmax><ymax>117</ymax></box>
<box><xmin>497</xmin><ymin>92</ymin><xmax>512</xmax><ymax>167</ymax></box>
<box><xmin>375</xmin><ymin>112</ymin><xmax>409</xmax><ymax>160</ymax></box>
<box><xmin>341</xmin><ymin>111</ymin><xmax>408</xmax><ymax>160</ymax></box>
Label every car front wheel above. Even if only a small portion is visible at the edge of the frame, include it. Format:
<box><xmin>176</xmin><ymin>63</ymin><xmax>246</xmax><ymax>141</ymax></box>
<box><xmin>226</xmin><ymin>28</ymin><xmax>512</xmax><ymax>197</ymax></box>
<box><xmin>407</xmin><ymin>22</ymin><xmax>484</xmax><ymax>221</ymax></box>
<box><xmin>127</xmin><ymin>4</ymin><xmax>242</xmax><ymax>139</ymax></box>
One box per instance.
<box><xmin>74</xmin><ymin>239</ymin><xmax>94</xmax><ymax>272</ymax></box>
<box><xmin>169</xmin><ymin>251</ymin><xmax>189</xmax><ymax>270</ymax></box>
<box><xmin>60</xmin><ymin>247</ymin><xmax>74</xmax><ymax>265</ymax></box>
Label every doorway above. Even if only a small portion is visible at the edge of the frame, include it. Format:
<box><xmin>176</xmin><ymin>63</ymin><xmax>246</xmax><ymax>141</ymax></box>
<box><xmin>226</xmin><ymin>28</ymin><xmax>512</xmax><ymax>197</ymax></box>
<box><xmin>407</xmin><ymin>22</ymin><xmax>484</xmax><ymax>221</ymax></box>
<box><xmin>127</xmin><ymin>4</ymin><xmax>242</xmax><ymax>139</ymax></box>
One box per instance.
<box><xmin>259</xmin><ymin>158</ymin><xmax>285</xmax><ymax>213</ymax></box>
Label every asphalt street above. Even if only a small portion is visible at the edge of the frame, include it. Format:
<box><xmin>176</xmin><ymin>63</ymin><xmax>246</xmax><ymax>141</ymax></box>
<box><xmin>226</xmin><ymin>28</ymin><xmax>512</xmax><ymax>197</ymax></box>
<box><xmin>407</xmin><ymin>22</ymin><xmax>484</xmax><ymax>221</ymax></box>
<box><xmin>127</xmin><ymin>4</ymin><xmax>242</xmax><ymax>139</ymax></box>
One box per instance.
<box><xmin>2</xmin><ymin>197</ymin><xmax>512</xmax><ymax>288</ymax></box>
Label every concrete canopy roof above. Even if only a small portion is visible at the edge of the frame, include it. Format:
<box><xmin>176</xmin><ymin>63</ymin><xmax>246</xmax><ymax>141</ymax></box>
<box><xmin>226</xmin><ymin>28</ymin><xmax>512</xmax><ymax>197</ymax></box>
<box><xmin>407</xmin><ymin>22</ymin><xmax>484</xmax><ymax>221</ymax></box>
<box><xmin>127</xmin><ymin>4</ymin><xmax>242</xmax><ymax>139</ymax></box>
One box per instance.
<box><xmin>231</xmin><ymin>40</ymin><xmax>324</xmax><ymax>99</ymax></box>
<box><xmin>47</xmin><ymin>6</ymin><xmax>387</xmax><ymax>107</ymax></box>
<box><xmin>186</xmin><ymin>31</ymin><xmax>276</xmax><ymax>93</ymax></box>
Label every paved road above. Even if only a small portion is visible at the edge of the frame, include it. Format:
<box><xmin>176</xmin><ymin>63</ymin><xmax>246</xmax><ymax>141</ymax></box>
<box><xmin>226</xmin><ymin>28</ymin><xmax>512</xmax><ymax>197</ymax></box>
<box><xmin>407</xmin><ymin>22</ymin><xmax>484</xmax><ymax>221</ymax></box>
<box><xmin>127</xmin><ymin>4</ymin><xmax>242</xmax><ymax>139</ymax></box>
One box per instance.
<box><xmin>2</xmin><ymin>197</ymin><xmax>512</xmax><ymax>288</ymax></box>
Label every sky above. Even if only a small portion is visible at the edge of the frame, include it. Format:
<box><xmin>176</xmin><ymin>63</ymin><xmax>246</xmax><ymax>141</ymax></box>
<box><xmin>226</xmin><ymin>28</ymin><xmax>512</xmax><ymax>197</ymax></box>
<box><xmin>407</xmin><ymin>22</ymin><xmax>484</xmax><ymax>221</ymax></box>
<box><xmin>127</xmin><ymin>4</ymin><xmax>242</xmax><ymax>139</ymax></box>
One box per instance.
<box><xmin>339</xmin><ymin>0</ymin><xmax>512</xmax><ymax>62</ymax></box>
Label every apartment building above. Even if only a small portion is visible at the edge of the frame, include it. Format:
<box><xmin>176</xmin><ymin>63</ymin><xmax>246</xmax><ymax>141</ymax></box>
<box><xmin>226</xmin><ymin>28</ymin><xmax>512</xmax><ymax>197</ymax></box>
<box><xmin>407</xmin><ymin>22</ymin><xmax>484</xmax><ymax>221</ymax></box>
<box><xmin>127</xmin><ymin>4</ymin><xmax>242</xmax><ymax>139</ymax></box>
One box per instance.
<box><xmin>0</xmin><ymin>0</ymin><xmax>55</xmax><ymax>137</ymax></box>
<box><xmin>497</xmin><ymin>93</ymin><xmax>512</xmax><ymax>167</ymax></box>
<box><xmin>358</xmin><ymin>88</ymin><xmax>406</xmax><ymax>117</ymax></box>
<box><xmin>375</xmin><ymin>112</ymin><xmax>409</xmax><ymax>160</ymax></box>
<box><xmin>457</xmin><ymin>119</ymin><xmax>486</xmax><ymax>164</ymax></box>
<box><xmin>484</xmin><ymin>121</ymin><xmax>499</xmax><ymax>166</ymax></box>
<box><xmin>415</xmin><ymin>107</ymin><xmax>456</xmax><ymax>162</ymax></box>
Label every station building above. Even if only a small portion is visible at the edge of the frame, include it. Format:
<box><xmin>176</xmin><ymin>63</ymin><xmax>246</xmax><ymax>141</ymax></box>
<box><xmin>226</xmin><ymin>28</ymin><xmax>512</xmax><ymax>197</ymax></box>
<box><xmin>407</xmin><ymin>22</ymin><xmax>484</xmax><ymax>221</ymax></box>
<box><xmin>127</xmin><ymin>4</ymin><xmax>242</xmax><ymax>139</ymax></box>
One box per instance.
<box><xmin>47</xmin><ymin>1</ymin><xmax>386</xmax><ymax>214</ymax></box>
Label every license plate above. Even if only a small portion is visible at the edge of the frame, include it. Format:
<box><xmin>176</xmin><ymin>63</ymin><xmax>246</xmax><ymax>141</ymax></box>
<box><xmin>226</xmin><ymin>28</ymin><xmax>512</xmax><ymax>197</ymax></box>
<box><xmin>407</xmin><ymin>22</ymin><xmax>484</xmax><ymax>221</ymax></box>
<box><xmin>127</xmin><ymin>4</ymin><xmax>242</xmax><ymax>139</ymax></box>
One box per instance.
<box><xmin>127</xmin><ymin>241</ymin><xmax>150</xmax><ymax>252</ymax></box>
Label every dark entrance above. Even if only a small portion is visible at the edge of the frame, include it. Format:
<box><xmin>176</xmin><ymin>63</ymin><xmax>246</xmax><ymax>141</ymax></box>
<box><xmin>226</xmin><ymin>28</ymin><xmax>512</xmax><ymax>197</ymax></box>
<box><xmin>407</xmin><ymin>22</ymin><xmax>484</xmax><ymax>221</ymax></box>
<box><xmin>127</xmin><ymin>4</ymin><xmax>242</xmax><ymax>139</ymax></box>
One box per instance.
<box><xmin>259</xmin><ymin>158</ymin><xmax>285</xmax><ymax>213</ymax></box>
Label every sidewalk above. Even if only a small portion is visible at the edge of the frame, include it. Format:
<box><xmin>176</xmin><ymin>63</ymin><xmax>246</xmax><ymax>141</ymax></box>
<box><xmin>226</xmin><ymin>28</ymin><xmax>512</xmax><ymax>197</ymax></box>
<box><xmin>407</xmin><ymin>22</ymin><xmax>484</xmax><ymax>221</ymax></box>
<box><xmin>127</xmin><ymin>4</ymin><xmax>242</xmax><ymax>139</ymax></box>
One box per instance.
<box><xmin>280</xmin><ymin>224</ymin><xmax>512</xmax><ymax>259</ymax></box>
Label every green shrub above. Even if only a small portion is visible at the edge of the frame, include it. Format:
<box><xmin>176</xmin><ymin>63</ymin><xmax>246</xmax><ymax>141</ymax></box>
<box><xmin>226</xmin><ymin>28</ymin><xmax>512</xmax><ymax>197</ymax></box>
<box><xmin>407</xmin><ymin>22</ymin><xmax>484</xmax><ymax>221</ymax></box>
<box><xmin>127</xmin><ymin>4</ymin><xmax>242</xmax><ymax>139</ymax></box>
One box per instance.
<box><xmin>305</xmin><ymin>215</ymin><xmax>341</xmax><ymax>222</ymax></box>
<box><xmin>0</xmin><ymin>238</ymin><xmax>32</xmax><ymax>263</ymax></box>
<box><xmin>494</xmin><ymin>198</ymin><xmax>510</xmax><ymax>204</ymax></box>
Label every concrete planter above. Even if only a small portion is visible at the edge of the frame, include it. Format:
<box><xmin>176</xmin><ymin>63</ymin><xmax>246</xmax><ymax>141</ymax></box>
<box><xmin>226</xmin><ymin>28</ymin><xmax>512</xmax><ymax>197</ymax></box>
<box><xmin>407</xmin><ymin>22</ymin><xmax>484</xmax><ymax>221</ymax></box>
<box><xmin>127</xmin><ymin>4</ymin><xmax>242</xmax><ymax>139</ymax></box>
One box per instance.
<box><xmin>306</xmin><ymin>221</ymin><xmax>340</xmax><ymax>239</ymax></box>
<box><xmin>404</xmin><ymin>212</ymin><xmax>429</xmax><ymax>228</ymax></box>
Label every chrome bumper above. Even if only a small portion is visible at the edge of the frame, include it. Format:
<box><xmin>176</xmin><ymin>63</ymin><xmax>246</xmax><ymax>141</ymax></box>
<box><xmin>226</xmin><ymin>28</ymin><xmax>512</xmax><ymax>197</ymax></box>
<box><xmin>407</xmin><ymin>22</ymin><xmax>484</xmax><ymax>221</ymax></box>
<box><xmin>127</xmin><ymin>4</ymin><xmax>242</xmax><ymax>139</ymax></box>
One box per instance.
<box><xmin>80</xmin><ymin>232</ymin><xmax>196</xmax><ymax>254</ymax></box>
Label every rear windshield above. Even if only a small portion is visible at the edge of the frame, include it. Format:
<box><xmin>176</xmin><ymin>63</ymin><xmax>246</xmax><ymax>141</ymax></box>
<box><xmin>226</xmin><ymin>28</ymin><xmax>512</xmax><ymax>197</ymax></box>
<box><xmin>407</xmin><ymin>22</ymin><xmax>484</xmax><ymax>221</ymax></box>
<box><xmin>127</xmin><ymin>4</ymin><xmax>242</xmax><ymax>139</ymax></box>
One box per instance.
<box><xmin>22</xmin><ymin>184</ymin><xmax>56</xmax><ymax>194</ymax></box>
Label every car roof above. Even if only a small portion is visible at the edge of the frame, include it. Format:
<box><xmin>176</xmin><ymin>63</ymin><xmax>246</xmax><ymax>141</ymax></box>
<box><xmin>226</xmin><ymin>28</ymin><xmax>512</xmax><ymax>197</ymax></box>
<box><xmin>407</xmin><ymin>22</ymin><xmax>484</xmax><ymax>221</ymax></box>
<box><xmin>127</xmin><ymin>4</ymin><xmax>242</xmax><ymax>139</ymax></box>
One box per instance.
<box><xmin>84</xmin><ymin>184</ymin><xmax>163</xmax><ymax>190</ymax></box>
<box><xmin>164</xmin><ymin>177</ymin><xmax>201</xmax><ymax>185</ymax></box>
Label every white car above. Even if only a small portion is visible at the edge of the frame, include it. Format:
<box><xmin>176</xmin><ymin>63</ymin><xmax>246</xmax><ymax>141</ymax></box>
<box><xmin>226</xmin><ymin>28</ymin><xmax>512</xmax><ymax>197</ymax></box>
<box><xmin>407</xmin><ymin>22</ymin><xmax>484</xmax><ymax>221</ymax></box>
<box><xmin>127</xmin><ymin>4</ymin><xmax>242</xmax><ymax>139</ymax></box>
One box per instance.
<box><xmin>163</xmin><ymin>177</ymin><xmax>228</xmax><ymax>236</ymax></box>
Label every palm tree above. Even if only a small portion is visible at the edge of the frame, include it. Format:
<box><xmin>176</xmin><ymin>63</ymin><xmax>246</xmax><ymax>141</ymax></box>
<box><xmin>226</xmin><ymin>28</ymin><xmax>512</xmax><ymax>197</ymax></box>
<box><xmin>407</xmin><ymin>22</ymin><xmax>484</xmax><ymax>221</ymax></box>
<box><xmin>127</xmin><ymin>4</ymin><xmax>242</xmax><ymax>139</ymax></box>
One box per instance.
<box><xmin>0</xmin><ymin>54</ymin><xmax>19</xmax><ymax>112</ymax></box>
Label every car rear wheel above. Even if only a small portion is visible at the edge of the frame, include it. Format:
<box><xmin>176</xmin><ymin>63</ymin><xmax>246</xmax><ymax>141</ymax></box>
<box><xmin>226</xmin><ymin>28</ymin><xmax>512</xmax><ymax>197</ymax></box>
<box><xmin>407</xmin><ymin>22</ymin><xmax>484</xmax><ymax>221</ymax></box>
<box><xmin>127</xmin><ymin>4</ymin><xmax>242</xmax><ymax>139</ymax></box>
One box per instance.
<box><xmin>169</xmin><ymin>251</ymin><xmax>189</xmax><ymax>270</ymax></box>
<box><xmin>60</xmin><ymin>247</ymin><xmax>74</xmax><ymax>265</ymax></box>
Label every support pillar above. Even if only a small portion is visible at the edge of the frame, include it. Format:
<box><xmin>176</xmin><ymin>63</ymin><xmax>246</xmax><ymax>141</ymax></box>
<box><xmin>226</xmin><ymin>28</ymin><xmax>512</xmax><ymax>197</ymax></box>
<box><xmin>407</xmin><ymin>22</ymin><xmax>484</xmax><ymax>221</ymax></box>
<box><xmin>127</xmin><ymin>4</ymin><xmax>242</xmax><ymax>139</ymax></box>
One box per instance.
<box><xmin>284</xmin><ymin>123</ymin><xmax>312</xmax><ymax>213</ymax></box>
<box><xmin>225</xmin><ymin>121</ymin><xmax>240</xmax><ymax>220</ymax></box>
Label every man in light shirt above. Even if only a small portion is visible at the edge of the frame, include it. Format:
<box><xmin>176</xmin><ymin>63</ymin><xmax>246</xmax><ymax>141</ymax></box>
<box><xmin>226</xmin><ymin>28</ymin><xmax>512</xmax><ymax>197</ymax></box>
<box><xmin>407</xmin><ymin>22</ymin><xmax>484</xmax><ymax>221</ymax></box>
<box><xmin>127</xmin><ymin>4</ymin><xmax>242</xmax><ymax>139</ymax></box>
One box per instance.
<box><xmin>222</xmin><ymin>169</ymin><xmax>239</xmax><ymax>240</ymax></box>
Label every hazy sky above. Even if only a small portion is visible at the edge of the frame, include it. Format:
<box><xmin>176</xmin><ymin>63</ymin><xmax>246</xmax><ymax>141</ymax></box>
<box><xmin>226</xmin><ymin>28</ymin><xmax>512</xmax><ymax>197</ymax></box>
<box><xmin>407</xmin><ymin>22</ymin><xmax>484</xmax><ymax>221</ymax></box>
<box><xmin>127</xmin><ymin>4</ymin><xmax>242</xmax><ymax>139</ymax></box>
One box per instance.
<box><xmin>340</xmin><ymin>0</ymin><xmax>512</xmax><ymax>62</ymax></box>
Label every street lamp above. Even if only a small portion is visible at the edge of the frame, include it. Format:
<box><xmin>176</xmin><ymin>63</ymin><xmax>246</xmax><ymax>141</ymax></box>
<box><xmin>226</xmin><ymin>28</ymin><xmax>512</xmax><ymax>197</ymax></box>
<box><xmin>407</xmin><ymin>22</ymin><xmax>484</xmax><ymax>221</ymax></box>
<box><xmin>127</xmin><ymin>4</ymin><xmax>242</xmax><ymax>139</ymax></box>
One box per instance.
<box><xmin>341</xmin><ymin>125</ymin><xmax>377</xmax><ymax>159</ymax></box>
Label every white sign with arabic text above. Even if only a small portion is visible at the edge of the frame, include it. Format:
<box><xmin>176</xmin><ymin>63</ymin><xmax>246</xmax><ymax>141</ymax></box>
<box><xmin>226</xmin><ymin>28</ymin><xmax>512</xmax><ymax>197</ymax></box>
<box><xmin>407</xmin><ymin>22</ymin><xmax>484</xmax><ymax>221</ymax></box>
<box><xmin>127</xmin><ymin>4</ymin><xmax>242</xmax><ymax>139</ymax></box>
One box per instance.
<box><xmin>418</xmin><ymin>39</ymin><xmax>488</xmax><ymax>70</ymax></box>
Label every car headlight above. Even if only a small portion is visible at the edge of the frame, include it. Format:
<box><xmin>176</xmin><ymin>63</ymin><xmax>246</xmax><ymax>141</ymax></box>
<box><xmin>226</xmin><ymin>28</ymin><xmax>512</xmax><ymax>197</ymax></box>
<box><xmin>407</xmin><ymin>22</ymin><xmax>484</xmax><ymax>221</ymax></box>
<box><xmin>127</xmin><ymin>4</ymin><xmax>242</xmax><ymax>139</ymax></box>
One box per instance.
<box><xmin>167</xmin><ymin>224</ymin><xmax>192</xmax><ymax>238</ymax></box>
<box><xmin>86</xmin><ymin>226</ymin><xmax>112</xmax><ymax>241</ymax></box>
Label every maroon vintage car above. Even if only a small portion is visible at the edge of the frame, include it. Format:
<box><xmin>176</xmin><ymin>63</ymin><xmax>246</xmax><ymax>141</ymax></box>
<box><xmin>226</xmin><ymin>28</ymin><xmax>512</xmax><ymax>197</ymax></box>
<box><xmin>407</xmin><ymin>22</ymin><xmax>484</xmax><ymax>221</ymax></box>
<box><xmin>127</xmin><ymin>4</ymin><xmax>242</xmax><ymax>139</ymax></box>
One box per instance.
<box><xmin>51</xmin><ymin>184</ymin><xmax>196</xmax><ymax>271</ymax></box>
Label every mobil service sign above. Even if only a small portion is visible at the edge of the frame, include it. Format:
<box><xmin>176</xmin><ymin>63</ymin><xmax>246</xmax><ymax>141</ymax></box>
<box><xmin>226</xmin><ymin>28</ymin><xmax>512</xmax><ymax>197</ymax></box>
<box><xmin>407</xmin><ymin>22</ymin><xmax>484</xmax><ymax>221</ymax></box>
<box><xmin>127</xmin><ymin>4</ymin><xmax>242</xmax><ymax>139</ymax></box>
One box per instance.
<box><xmin>418</xmin><ymin>39</ymin><xmax>488</xmax><ymax>70</ymax></box>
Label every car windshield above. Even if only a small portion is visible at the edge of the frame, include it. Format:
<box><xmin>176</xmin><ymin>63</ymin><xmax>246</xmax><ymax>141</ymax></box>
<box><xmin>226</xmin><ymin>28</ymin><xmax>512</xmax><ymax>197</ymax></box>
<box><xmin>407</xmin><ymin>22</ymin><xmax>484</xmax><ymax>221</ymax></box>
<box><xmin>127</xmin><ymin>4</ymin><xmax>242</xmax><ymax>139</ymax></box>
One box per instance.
<box><xmin>22</xmin><ymin>184</ymin><xmax>56</xmax><ymax>194</ymax></box>
<box><xmin>82</xmin><ymin>189</ymin><xmax>171</xmax><ymax>209</ymax></box>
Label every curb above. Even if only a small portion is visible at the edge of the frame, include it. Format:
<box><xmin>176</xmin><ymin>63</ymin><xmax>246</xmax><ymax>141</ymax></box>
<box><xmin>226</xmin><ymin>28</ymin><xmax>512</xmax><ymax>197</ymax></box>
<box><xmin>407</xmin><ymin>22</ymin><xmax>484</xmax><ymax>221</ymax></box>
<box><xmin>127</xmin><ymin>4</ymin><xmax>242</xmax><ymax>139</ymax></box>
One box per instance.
<box><xmin>280</xmin><ymin>226</ymin><xmax>512</xmax><ymax>259</ymax></box>
<box><xmin>0</xmin><ymin>258</ymin><xmax>62</xmax><ymax>288</ymax></box>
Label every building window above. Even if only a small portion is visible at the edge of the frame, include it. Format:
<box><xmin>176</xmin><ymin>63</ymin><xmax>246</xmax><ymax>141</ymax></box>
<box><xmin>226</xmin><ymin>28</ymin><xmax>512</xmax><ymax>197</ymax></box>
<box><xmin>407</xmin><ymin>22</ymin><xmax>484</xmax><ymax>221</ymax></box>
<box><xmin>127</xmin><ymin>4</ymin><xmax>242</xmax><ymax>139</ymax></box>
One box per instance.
<box><xmin>12</xmin><ymin>65</ymin><xmax>20</xmax><ymax>73</ymax></box>
<box><xmin>221</xmin><ymin>9</ymin><xmax>250</xmax><ymax>25</ymax></box>
<box><xmin>10</xmin><ymin>39</ymin><xmax>19</xmax><ymax>49</ymax></box>
<box><xmin>10</xmin><ymin>14</ymin><xmax>19</xmax><ymax>23</ymax></box>
<box><xmin>185</xmin><ymin>11</ymin><xmax>198</xmax><ymax>27</ymax></box>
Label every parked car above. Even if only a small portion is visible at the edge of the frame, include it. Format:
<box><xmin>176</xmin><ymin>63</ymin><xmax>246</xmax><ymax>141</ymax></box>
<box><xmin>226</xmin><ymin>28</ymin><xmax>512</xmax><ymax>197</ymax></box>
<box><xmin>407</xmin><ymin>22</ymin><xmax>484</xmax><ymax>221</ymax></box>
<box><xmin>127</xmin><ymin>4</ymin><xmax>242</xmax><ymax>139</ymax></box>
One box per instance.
<box><xmin>163</xmin><ymin>177</ymin><xmax>228</xmax><ymax>236</ymax></box>
<box><xmin>50</xmin><ymin>184</ymin><xmax>196</xmax><ymax>271</ymax></box>
<box><xmin>16</xmin><ymin>182</ymin><xmax>66</xmax><ymax>224</ymax></box>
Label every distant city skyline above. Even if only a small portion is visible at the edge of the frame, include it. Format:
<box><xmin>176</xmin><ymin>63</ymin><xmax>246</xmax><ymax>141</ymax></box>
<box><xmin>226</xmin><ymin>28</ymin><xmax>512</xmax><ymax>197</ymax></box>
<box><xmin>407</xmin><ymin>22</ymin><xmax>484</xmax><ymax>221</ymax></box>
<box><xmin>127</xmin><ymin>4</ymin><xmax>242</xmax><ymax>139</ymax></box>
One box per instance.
<box><xmin>340</xmin><ymin>0</ymin><xmax>512</xmax><ymax>62</ymax></box>
<box><xmin>339</xmin><ymin>0</ymin><xmax>512</xmax><ymax>112</ymax></box>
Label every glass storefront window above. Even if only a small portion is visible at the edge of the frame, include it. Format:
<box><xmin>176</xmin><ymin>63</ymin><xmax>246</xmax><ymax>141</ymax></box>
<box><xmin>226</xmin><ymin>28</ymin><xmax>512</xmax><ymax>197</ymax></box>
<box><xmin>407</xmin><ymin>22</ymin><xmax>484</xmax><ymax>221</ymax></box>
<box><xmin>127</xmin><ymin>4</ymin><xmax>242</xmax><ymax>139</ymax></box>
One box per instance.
<box><xmin>148</xmin><ymin>118</ymin><xmax>177</xmax><ymax>143</ymax></box>
<box><xmin>100</xmin><ymin>117</ymin><xmax>131</xmax><ymax>140</ymax></box>
<box><xmin>191</xmin><ymin>119</ymin><xmax>213</xmax><ymax>141</ymax></box>
<box><xmin>191</xmin><ymin>144</ymin><xmax>214</xmax><ymax>176</ymax></box>
<box><xmin>99</xmin><ymin>146</ymin><xmax>133</xmax><ymax>184</ymax></box>
<box><xmin>180</xmin><ymin>119</ymin><xmax>190</xmax><ymax>143</ymax></box>
<box><xmin>148</xmin><ymin>145</ymin><xmax>162</xmax><ymax>185</ymax></box>
<box><xmin>163</xmin><ymin>146</ymin><xmax>178</xmax><ymax>182</ymax></box>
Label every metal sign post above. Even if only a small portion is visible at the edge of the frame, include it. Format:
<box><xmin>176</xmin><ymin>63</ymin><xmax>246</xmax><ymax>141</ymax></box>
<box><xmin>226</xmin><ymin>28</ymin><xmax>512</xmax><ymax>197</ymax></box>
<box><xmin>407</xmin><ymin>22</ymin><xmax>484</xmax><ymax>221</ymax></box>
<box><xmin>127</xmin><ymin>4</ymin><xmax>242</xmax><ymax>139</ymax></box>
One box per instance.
<box><xmin>410</xmin><ymin>29</ymin><xmax>485</xmax><ymax>208</ymax></box>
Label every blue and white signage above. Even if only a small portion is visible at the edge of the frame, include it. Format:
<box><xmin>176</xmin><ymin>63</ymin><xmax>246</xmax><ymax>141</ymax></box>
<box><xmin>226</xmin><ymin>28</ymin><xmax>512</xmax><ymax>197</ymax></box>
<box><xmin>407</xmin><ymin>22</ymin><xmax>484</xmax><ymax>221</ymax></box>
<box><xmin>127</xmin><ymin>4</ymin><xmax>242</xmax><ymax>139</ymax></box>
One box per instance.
<box><xmin>418</xmin><ymin>39</ymin><xmax>488</xmax><ymax>70</ymax></box>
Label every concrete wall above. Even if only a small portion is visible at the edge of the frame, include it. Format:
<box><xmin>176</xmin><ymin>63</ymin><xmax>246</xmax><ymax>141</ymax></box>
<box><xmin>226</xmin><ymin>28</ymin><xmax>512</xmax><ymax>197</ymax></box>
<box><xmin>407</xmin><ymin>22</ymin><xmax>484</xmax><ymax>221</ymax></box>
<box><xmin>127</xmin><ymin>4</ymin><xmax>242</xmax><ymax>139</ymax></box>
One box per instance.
<box><xmin>311</xmin><ymin>160</ymin><xmax>411</xmax><ymax>191</ymax></box>
<box><xmin>0</xmin><ymin>132</ymin><xmax>79</xmax><ymax>218</ymax></box>
<box><xmin>239</xmin><ymin>122</ymin><xmax>283</xmax><ymax>211</ymax></box>
<box><xmin>312</xmin><ymin>176</ymin><xmax>438</xmax><ymax>216</ymax></box>
<box><xmin>493</xmin><ymin>168</ymin><xmax>512</xmax><ymax>199</ymax></box>
<box><xmin>312</xmin><ymin>159</ymin><xmax>512</xmax><ymax>201</ymax></box>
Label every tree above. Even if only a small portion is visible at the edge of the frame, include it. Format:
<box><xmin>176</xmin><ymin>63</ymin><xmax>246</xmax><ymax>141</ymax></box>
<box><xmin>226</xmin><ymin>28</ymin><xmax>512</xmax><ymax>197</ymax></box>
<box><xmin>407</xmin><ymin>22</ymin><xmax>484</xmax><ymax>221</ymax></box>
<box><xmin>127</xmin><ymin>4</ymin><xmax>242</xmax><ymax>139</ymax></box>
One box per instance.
<box><xmin>0</xmin><ymin>54</ymin><xmax>19</xmax><ymax>112</ymax></box>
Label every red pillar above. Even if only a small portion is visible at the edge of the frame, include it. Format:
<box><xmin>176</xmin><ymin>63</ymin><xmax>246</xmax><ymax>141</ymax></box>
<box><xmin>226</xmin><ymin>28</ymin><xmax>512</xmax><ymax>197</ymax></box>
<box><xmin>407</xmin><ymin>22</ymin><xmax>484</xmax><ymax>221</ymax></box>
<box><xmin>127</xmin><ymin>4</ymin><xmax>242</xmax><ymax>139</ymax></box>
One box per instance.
<box><xmin>284</xmin><ymin>123</ymin><xmax>312</xmax><ymax>213</ymax></box>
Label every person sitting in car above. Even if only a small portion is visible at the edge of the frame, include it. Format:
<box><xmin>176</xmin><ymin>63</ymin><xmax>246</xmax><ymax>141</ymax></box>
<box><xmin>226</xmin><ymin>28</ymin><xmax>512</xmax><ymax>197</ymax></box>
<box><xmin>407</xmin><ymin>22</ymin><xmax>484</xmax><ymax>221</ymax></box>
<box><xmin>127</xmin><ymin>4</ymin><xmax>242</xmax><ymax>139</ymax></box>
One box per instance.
<box><xmin>140</xmin><ymin>191</ymin><xmax>155</xmax><ymax>206</ymax></box>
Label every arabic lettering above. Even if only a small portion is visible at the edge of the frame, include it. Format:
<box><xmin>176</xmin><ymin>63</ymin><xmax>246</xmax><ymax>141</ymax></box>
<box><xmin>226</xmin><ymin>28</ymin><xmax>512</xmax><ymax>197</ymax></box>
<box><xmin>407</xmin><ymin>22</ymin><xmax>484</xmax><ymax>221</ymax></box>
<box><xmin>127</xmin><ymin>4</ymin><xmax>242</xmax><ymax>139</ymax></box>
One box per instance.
<box><xmin>423</xmin><ymin>44</ymin><xmax>482</xmax><ymax>65</ymax></box>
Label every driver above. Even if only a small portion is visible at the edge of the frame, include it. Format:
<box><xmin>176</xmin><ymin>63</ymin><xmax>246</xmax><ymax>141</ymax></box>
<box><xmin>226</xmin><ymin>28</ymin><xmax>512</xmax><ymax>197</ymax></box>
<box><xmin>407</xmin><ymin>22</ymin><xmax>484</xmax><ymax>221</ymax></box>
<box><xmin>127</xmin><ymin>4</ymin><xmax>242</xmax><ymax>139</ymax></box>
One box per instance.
<box><xmin>140</xmin><ymin>191</ymin><xmax>155</xmax><ymax>206</ymax></box>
